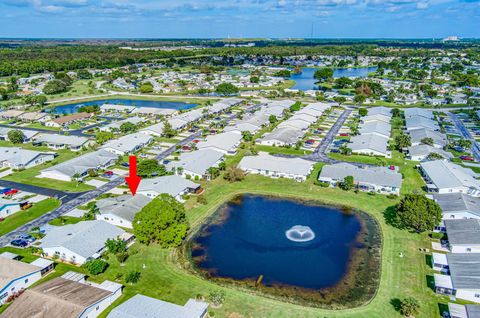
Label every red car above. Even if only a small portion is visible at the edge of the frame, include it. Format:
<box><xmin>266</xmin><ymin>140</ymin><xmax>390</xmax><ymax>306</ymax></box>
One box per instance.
<box><xmin>339</xmin><ymin>133</ymin><xmax>349</xmax><ymax>137</ymax></box>
<box><xmin>104</xmin><ymin>171</ymin><xmax>114</xmax><ymax>176</ymax></box>
<box><xmin>192</xmin><ymin>139</ymin><xmax>200</xmax><ymax>143</ymax></box>
<box><xmin>460</xmin><ymin>155</ymin><xmax>474</xmax><ymax>161</ymax></box>
<box><xmin>4</xmin><ymin>189</ymin><xmax>18</xmax><ymax>196</ymax></box>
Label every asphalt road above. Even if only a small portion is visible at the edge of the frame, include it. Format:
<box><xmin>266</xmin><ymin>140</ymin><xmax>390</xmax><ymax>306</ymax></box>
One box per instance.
<box><xmin>447</xmin><ymin>112</ymin><xmax>480</xmax><ymax>162</ymax></box>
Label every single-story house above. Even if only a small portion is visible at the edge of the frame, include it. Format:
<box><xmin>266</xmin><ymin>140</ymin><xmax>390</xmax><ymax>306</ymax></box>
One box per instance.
<box><xmin>405</xmin><ymin>116</ymin><xmax>439</xmax><ymax>131</ymax></box>
<box><xmin>0</xmin><ymin>147</ymin><xmax>56</xmax><ymax>169</ymax></box>
<box><xmin>259</xmin><ymin>127</ymin><xmax>304</xmax><ymax>147</ymax></box>
<box><xmin>1</xmin><ymin>273</ymin><xmax>122</xmax><ymax>318</ymax></box>
<box><xmin>0</xmin><ymin>199</ymin><xmax>28</xmax><ymax>219</ymax></box>
<box><xmin>101</xmin><ymin>132</ymin><xmax>153</xmax><ymax>155</ymax></box>
<box><xmin>0</xmin><ymin>110</ymin><xmax>25</xmax><ymax>119</ymax></box>
<box><xmin>349</xmin><ymin>134</ymin><xmax>390</xmax><ymax>157</ymax></box>
<box><xmin>40</xmin><ymin>220</ymin><xmax>127</xmax><ymax>265</ymax></box>
<box><xmin>107</xmin><ymin>294</ymin><xmax>208</xmax><ymax>318</ymax></box>
<box><xmin>404</xmin><ymin>108</ymin><xmax>434</xmax><ymax>119</ymax></box>
<box><xmin>0</xmin><ymin>254</ymin><xmax>52</xmax><ymax>305</ymax></box>
<box><xmin>445</xmin><ymin>219</ymin><xmax>480</xmax><ymax>253</ymax></box>
<box><xmin>196</xmin><ymin>131</ymin><xmax>242</xmax><ymax>155</ymax></box>
<box><xmin>434</xmin><ymin>253</ymin><xmax>480</xmax><ymax>303</ymax></box>
<box><xmin>420</xmin><ymin>160</ymin><xmax>480</xmax><ymax>197</ymax></box>
<box><xmin>366</xmin><ymin>106</ymin><xmax>392</xmax><ymax>117</ymax></box>
<box><xmin>407</xmin><ymin>144</ymin><xmax>453</xmax><ymax>161</ymax></box>
<box><xmin>167</xmin><ymin>149</ymin><xmax>224</xmax><ymax>180</ymax></box>
<box><xmin>99</xmin><ymin>116</ymin><xmax>145</xmax><ymax>132</ymax></box>
<box><xmin>318</xmin><ymin>163</ymin><xmax>402</xmax><ymax>195</ymax></box>
<box><xmin>39</xmin><ymin>149</ymin><xmax>118</xmax><ymax>182</ymax></box>
<box><xmin>136</xmin><ymin>175</ymin><xmax>201</xmax><ymax>201</ymax></box>
<box><xmin>448</xmin><ymin>303</ymin><xmax>480</xmax><ymax>318</ymax></box>
<box><xmin>434</xmin><ymin>193</ymin><xmax>480</xmax><ymax>221</ymax></box>
<box><xmin>45</xmin><ymin>112</ymin><xmax>92</xmax><ymax>128</ymax></box>
<box><xmin>0</xmin><ymin>128</ymin><xmax>39</xmax><ymax>142</ymax></box>
<box><xmin>33</xmin><ymin>134</ymin><xmax>90</xmax><ymax>151</ymax></box>
<box><xmin>409</xmin><ymin>128</ymin><xmax>447</xmax><ymax>148</ymax></box>
<box><xmin>358</xmin><ymin>121</ymin><xmax>391</xmax><ymax>138</ymax></box>
<box><xmin>362</xmin><ymin>114</ymin><xmax>391</xmax><ymax>124</ymax></box>
<box><xmin>18</xmin><ymin>112</ymin><xmax>51</xmax><ymax>122</ymax></box>
<box><xmin>96</xmin><ymin>194</ymin><xmax>152</xmax><ymax>229</ymax></box>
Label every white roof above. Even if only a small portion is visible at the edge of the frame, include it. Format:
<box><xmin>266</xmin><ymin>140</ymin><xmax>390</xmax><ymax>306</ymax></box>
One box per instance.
<box><xmin>101</xmin><ymin>132</ymin><xmax>153</xmax><ymax>154</ymax></box>
<box><xmin>34</xmin><ymin>134</ymin><xmax>89</xmax><ymax>147</ymax></box>
<box><xmin>96</xmin><ymin>194</ymin><xmax>152</xmax><ymax>222</ymax></box>
<box><xmin>420</xmin><ymin>160</ymin><xmax>480</xmax><ymax>191</ymax></box>
<box><xmin>261</xmin><ymin>127</ymin><xmax>304</xmax><ymax>145</ymax></box>
<box><xmin>167</xmin><ymin>149</ymin><xmax>224</xmax><ymax>176</ymax></box>
<box><xmin>404</xmin><ymin>108</ymin><xmax>434</xmax><ymax>119</ymax></box>
<box><xmin>238</xmin><ymin>152</ymin><xmax>314</xmax><ymax>177</ymax></box>
<box><xmin>137</xmin><ymin>175</ymin><xmax>200</xmax><ymax>197</ymax></box>
<box><xmin>197</xmin><ymin>131</ymin><xmax>242</xmax><ymax>153</ymax></box>
<box><xmin>366</xmin><ymin>106</ymin><xmax>392</xmax><ymax>117</ymax></box>
<box><xmin>434</xmin><ymin>273</ymin><xmax>453</xmax><ymax>289</ymax></box>
<box><xmin>432</xmin><ymin>252</ymin><xmax>448</xmax><ymax>266</ymax></box>
<box><xmin>0</xmin><ymin>147</ymin><xmax>55</xmax><ymax>167</ymax></box>
<box><xmin>350</xmin><ymin>134</ymin><xmax>389</xmax><ymax>155</ymax></box>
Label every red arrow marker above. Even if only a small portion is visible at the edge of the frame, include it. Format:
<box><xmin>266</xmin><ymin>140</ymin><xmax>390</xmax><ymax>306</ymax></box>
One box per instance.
<box><xmin>125</xmin><ymin>156</ymin><xmax>141</xmax><ymax>196</ymax></box>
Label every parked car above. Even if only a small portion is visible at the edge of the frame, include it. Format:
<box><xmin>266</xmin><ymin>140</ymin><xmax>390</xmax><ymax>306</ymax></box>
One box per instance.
<box><xmin>330</xmin><ymin>149</ymin><xmax>340</xmax><ymax>153</ymax></box>
<box><xmin>339</xmin><ymin>133</ymin><xmax>349</xmax><ymax>137</ymax></box>
<box><xmin>460</xmin><ymin>155</ymin><xmax>475</xmax><ymax>161</ymax></box>
<box><xmin>4</xmin><ymin>189</ymin><xmax>18</xmax><ymax>196</ymax></box>
<box><xmin>10</xmin><ymin>239</ymin><xmax>28</xmax><ymax>247</ymax></box>
<box><xmin>19</xmin><ymin>234</ymin><xmax>36</xmax><ymax>243</ymax></box>
<box><xmin>453</xmin><ymin>146</ymin><xmax>464</xmax><ymax>152</ymax></box>
<box><xmin>121</xmin><ymin>162</ymin><xmax>130</xmax><ymax>167</ymax></box>
<box><xmin>0</xmin><ymin>188</ymin><xmax>12</xmax><ymax>194</ymax></box>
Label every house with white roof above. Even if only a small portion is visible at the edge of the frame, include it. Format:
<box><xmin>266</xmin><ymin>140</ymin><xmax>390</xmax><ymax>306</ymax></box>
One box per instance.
<box><xmin>2</xmin><ymin>272</ymin><xmax>122</xmax><ymax>318</ymax></box>
<box><xmin>434</xmin><ymin>193</ymin><xmax>480</xmax><ymax>221</ymax></box>
<box><xmin>349</xmin><ymin>134</ymin><xmax>390</xmax><ymax>157</ymax></box>
<box><xmin>259</xmin><ymin>127</ymin><xmax>304</xmax><ymax>147</ymax></box>
<box><xmin>39</xmin><ymin>149</ymin><xmax>118</xmax><ymax>182</ymax></box>
<box><xmin>434</xmin><ymin>253</ymin><xmax>480</xmax><ymax>303</ymax></box>
<box><xmin>0</xmin><ymin>198</ymin><xmax>28</xmax><ymax>219</ymax></box>
<box><xmin>362</xmin><ymin>114</ymin><xmax>391</xmax><ymax>124</ymax></box>
<box><xmin>405</xmin><ymin>116</ymin><xmax>440</xmax><ymax>131</ymax></box>
<box><xmin>358</xmin><ymin>121</ymin><xmax>391</xmax><ymax>138</ymax></box>
<box><xmin>196</xmin><ymin>131</ymin><xmax>242</xmax><ymax>155</ymax></box>
<box><xmin>136</xmin><ymin>175</ymin><xmax>201</xmax><ymax>201</ymax></box>
<box><xmin>96</xmin><ymin>194</ymin><xmax>152</xmax><ymax>229</ymax></box>
<box><xmin>448</xmin><ymin>303</ymin><xmax>480</xmax><ymax>318</ymax></box>
<box><xmin>0</xmin><ymin>128</ymin><xmax>39</xmax><ymax>143</ymax></box>
<box><xmin>319</xmin><ymin>163</ymin><xmax>402</xmax><ymax>195</ymax></box>
<box><xmin>444</xmin><ymin>219</ymin><xmax>480</xmax><ymax>253</ymax></box>
<box><xmin>107</xmin><ymin>294</ymin><xmax>208</xmax><ymax>318</ymax></box>
<box><xmin>367</xmin><ymin>106</ymin><xmax>392</xmax><ymax>117</ymax></box>
<box><xmin>407</xmin><ymin>144</ymin><xmax>453</xmax><ymax>161</ymax></box>
<box><xmin>409</xmin><ymin>128</ymin><xmax>447</xmax><ymax>148</ymax></box>
<box><xmin>101</xmin><ymin>132</ymin><xmax>153</xmax><ymax>155</ymax></box>
<box><xmin>0</xmin><ymin>147</ymin><xmax>56</xmax><ymax>170</ymax></box>
<box><xmin>0</xmin><ymin>253</ymin><xmax>52</xmax><ymax>305</ymax></box>
<box><xmin>33</xmin><ymin>134</ymin><xmax>90</xmax><ymax>151</ymax></box>
<box><xmin>40</xmin><ymin>220</ymin><xmax>127</xmax><ymax>265</ymax></box>
<box><xmin>238</xmin><ymin>152</ymin><xmax>314</xmax><ymax>182</ymax></box>
<box><xmin>404</xmin><ymin>108</ymin><xmax>434</xmax><ymax>119</ymax></box>
<box><xmin>167</xmin><ymin>149</ymin><xmax>224</xmax><ymax>180</ymax></box>
<box><xmin>420</xmin><ymin>160</ymin><xmax>480</xmax><ymax>196</ymax></box>
<box><xmin>99</xmin><ymin>116</ymin><xmax>145</xmax><ymax>132</ymax></box>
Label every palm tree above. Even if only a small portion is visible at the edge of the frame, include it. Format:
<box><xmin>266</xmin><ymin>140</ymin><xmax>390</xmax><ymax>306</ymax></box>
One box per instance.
<box><xmin>72</xmin><ymin>173</ymin><xmax>81</xmax><ymax>187</ymax></box>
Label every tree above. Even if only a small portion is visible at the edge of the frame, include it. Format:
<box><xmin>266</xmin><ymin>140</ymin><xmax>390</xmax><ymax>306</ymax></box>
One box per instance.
<box><xmin>339</xmin><ymin>176</ymin><xmax>354</xmax><ymax>190</ymax></box>
<box><xmin>215</xmin><ymin>83</ymin><xmax>238</xmax><ymax>96</ymax></box>
<box><xmin>43</xmin><ymin>79</ymin><xmax>68</xmax><ymax>94</ymax></box>
<box><xmin>274</xmin><ymin>70</ymin><xmax>291</xmax><ymax>78</ymax></box>
<box><xmin>120</xmin><ymin>122</ymin><xmax>137</xmax><ymax>134</ymax></box>
<box><xmin>139</xmin><ymin>82</ymin><xmax>154</xmax><ymax>93</ymax></box>
<box><xmin>426</xmin><ymin>152</ymin><xmax>444</xmax><ymax>160</ymax></box>
<box><xmin>223</xmin><ymin>167</ymin><xmax>245</xmax><ymax>182</ymax></box>
<box><xmin>340</xmin><ymin>145</ymin><xmax>352</xmax><ymax>156</ymax></box>
<box><xmin>420</xmin><ymin>137</ymin><xmax>434</xmax><ymax>146</ymax></box>
<box><xmin>334</xmin><ymin>76</ymin><xmax>353</xmax><ymax>88</ymax></box>
<box><xmin>354</xmin><ymin>94</ymin><xmax>367</xmax><ymax>104</ymax></box>
<box><xmin>162</xmin><ymin>120</ymin><xmax>176</xmax><ymax>138</ymax></box>
<box><xmin>137</xmin><ymin>159</ymin><xmax>167</xmax><ymax>178</ymax></box>
<box><xmin>268</xmin><ymin>115</ymin><xmax>278</xmax><ymax>124</ymax></box>
<box><xmin>7</xmin><ymin>129</ymin><xmax>25</xmax><ymax>144</ymax></box>
<box><xmin>208</xmin><ymin>290</ymin><xmax>226</xmax><ymax>307</ymax></box>
<box><xmin>333</xmin><ymin>96</ymin><xmax>347</xmax><ymax>105</ymax></box>
<box><xmin>395</xmin><ymin>194</ymin><xmax>442</xmax><ymax>232</ymax></box>
<box><xmin>399</xmin><ymin>297</ymin><xmax>420</xmax><ymax>317</ymax></box>
<box><xmin>392</xmin><ymin>108</ymin><xmax>401</xmax><ymax>117</ymax></box>
<box><xmin>395</xmin><ymin>133</ymin><xmax>411</xmax><ymax>150</ymax></box>
<box><xmin>358</xmin><ymin>108</ymin><xmax>368</xmax><ymax>117</ymax></box>
<box><xmin>84</xmin><ymin>259</ymin><xmax>108</xmax><ymax>275</ymax></box>
<box><xmin>77</xmin><ymin>69</ymin><xmax>92</xmax><ymax>79</ymax></box>
<box><xmin>314</xmin><ymin>68</ymin><xmax>334</xmax><ymax>81</ymax></box>
<box><xmin>95</xmin><ymin>131</ymin><xmax>114</xmax><ymax>145</ymax></box>
<box><xmin>125</xmin><ymin>271</ymin><xmax>141</xmax><ymax>284</ymax></box>
<box><xmin>289</xmin><ymin>101</ymin><xmax>302</xmax><ymax>112</ymax></box>
<box><xmin>35</xmin><ymin>95</ymin><xmax>47</xmax><ymax>106</ymax></box>
<box><xmin>250</xmin><ymin>76</ymin><xmax>259</xmax><ymax>83</ymax></box>
<box><xmin>133</xmin><ymin>194</ymin><xmax>189</xmax><ymax>247</ymax></box>
<box><xmin>241</xmin><ymin>130</ymin><xmax>253</xmax><ymax>142</ymax></box>
<box><xmin>105</xmin><ymin>238</ymin><xmax>127</xmax><ymax>254</ymax></box>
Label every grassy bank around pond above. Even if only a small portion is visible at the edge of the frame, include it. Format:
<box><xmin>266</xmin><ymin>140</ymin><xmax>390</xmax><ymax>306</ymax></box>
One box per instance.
<box><xmin>90</xmin><ymin>172</ymin><xmax>440</xmax><ymax>318</ymax></box>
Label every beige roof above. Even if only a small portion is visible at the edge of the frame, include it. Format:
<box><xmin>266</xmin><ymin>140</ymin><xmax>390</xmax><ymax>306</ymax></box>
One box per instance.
<box><xmin>1</xmin><ymin>277</ymin><xmax>112</xmax><ymax>318</ymax></box>
<box><xmin>19</xmin><ymin>112</ymin><xmax>48</xmax><ymax>121</ymax></box>
<box><xmin>0</xmin><ymin>257</ymin><xmax>41</xmax><ymax>289</ymax></box>
<box><xmin>0</xmin><ymin>110</ymin><xmax>25</xmax><ymax>118</ymax></box>
<box><xmin>52</xmin><ymin>112</ymin><xmax>91</xmax><ymax>125</ymax></box>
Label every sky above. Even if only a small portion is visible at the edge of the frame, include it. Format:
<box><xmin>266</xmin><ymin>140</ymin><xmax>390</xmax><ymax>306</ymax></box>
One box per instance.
<box><xmin>0</xmin><ymin>0</ymin><xmax>479</xmax><ymax>39</ymax></box>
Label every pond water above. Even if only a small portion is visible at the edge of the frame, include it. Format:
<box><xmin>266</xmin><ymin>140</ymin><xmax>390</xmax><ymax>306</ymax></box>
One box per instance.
<box><xmin>290</xmin><ymin>67</ymin><xmax>378</xmax><ymax>91</ymax></box>
<box><xmin>49</xmin><ymin>98</ymin><xmax>198</xmax><ymax>114</ymax></box>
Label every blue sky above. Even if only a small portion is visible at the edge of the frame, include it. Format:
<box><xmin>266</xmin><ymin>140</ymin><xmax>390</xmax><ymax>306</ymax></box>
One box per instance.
<box><xmin>0</xmin><ymin>0</ymin><xmax>479</xmax><ymax>38</ymax></box>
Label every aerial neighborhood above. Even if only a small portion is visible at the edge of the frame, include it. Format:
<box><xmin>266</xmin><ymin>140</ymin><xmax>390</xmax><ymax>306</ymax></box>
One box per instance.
<box><xmin>0</xmin><ymin>37</ymin><xmax>480</xmax><ymax>318</ymax></box>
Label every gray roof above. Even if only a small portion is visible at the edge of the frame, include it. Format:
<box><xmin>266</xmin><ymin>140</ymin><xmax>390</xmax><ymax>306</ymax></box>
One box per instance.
<box><xmin>319</xmin><ymin>163</ymin><xmax>402</xmax><ymax>188</ymax></box>
<box><xmin>445</xmin><ymin>219</ymin><xmax>480</xmax><ymax>245</ymax></box>
<box><xmin>366</xmin><ymin>106</ymin><xmax>392</xmax><ymax>117</ymax></box>
<box><xmin>107</xmin><ymin>294</ymin><xmax>208</xmax><ymax>318</ymax></box>
<box><xmin>167</xmin><ymin>149</ymin><xmax>224</xmax><ymax>175</ymax></box>
<box><xmin>97</xmin><ymin>194</ymin><xmax>152</xmax><ymax>222</ymax></box>
<box><xmin>404</xmin><ymin>108</ymin><xmax>434</xmax><ymax>119</ymax></box>
<box><xmin>466</xmin><ymin>305</ymin><xmax>480</xmax><ymax>318</ymax></box>
<box><xmin>101</xmin><ymin>132</ymin><xmax>152</xmax><ymax>154</ymax></box>
<box><xmin>41</xmin><ymin>149</ymin><xmax>118</xmax><ymax>178</ymax></box>
<box><xmin>137</xmin><ymin>175</ymin><xmax>200</xmax><ymax>197</ymax></box>
<box><xmin>261</xmin><ymin>127</ymin><xmax>304</xmax><ymax>145</ymax></box>
<box><xmin>0</xmin><ymin>127</ymin><xmax>39</xmax><ymax>140</ymax></box>
<box><xmin>407</xmin><ymin>144</ymin><xmax>453</xmax><ymax>160</ymax></box>
<box><xmin>238</xmin><ymin>153</ymin><xmax>314</xmax><ymax>177</ymax></box>
<box><xmin>409</xmin><ymin>128</ymin><xmax>447</xmax><ymax>147</ymax></box>
<box><xmin>359</xmin><ymin>121</ymin><xmax>391</xmax><ymax>138</ymax></box>
<box><xmin>405</xmin><ymin>116</ymin><xmax>439</xmax><ymax>131</ymax></box>
<box><xmin>349</xmin><ymin>134</ymin><xmax>389</xmax><ymax>155</ymax></box>
<box><xmin>197</xmin><ymin>131</ymin><xmax>242</xmax><ymax>153</ymax></box>
<box><xmin>446</xmin><ymin>253</ymin><xmax>480</xmax><ymax>289</ymax></box>
<box><xmin>434</xmin><ymin>193</ymin><xmax>480</xmax><ymax>217</ymax></box>
<box><xmin>40</xmin><ymin>220</ymin><xmax>125</xmax><ymax>259</ymax></box>
<box><xmin>420</xmin><ymin>160</ymin><xmax>480</xmax><ymax>191</ymax></box>
<box><xmin>34</xmin><ymin>134</ymin><xmax>89</xmax><ymax>147</ymax></box>
<box><xmin>0</xmin><ymin>147</ymin><xmax>55</xmax><ymax>167</ymax></box>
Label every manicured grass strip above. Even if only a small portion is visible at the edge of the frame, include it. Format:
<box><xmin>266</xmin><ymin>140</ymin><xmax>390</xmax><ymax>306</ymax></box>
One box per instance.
<box><xmin>0</xmin><ymin>198</ymin><xmax>60</xmax><ymax>236</ymax></box>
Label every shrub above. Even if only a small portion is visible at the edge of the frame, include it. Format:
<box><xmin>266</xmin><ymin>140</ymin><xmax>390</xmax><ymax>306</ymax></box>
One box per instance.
<box><xmin>197</xmin><ymin>195</ymin><xmax>207</xmax><ymax>205</ymax></box>
<box><xmin>399</xmin><ymin>297</ymin><xmax>420</xmax><ymax>317</ymax></box>
<box><xmin>125</xmin><ymin>271</ymin><xmax>141</xmax><ymax>284</ymax></box>
<box><xmin>116</xmin><ymin>251</ymin><xmax>129</xmax><ymax>263</ymax></box>
<box><xmin>208</xmin><ymin>290</ymin><xmax>226</xmax><ymax>307</ymax></box>
<box><xmin>84</xmin><ymin>259</ymin><xmax>108</xmax><ymax>275</ymax></box>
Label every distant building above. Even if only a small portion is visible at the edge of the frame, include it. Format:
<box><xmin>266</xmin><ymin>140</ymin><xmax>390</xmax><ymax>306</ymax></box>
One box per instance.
<box><xmin>46</xmin><ymin>112</ymin><xmax>92</xmax><ymax>128</ymax></box>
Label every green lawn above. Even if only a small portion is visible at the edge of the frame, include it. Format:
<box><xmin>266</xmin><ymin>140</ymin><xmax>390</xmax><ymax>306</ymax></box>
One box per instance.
<box><xmin>0</xmin><ymin>198</ymin><xmax>60</xmax><ymax>236</ymax></box>
<box><xmin>2</xmin><ymin>148</ymin><xmax>95</xmax><ymax>192</ymax></box>
<box><xmin>254</xmin><ymin>144</ymin><xmax>312</xmax><ymax>156</ymax></box>
<box><xmin>48</xmin><ymin>216</ymin><xmax>83</xmax><ymax>226</ymax></box>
